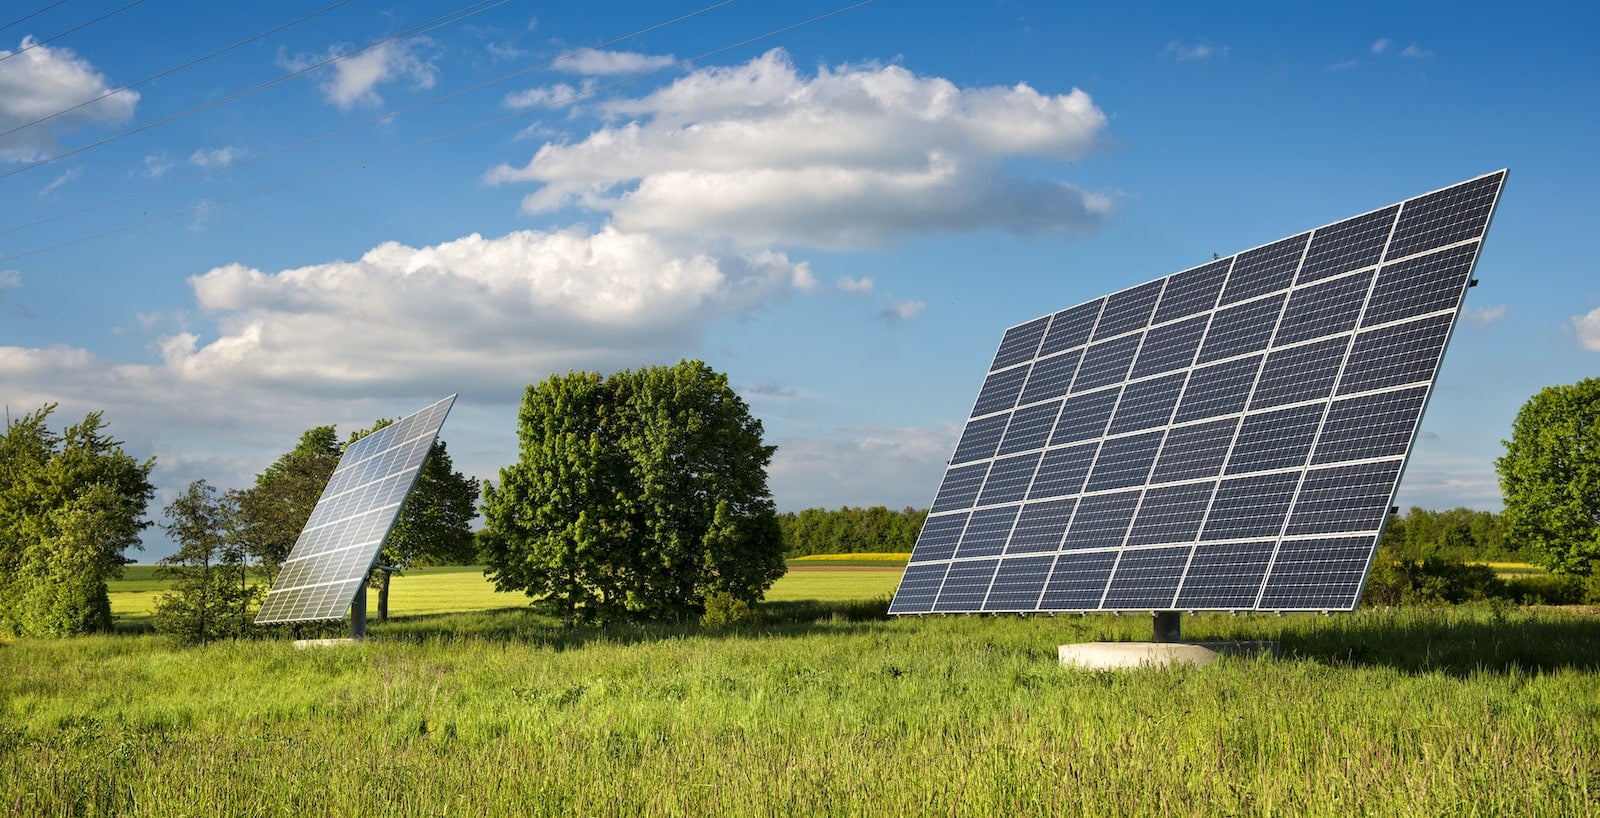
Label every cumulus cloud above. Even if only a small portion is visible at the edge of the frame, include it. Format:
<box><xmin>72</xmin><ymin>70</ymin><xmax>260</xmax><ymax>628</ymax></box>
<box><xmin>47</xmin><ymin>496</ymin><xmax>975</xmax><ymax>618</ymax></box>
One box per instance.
<box><xmin>503</xmin><ymin>83</ymin><xmax>582</xmax><ymax>110</ymax></box>
<box><xmin>486</xmin><ymin>49</ymin><xmax>1111</xmax><ymax>249</ymax></box>
<box><xmin>281</xmin><ymin>38</ymin><xmax>436</xmax><ymax>109</ymax></box>
<box><xmin>1464</xmin><ymin>304</ymin><xmax>1507</xmax><ymax>329</ymax></box>
<box><xmin>189</xmin><ymin>147</ymin><xmax>242</xmax><ymax>167</ymax></box>
<box><xmin>1574</xmin><ymin>306</ymin><xmax>1600</xmax><ymax>351</ymax></box>
<box><xmin>0</xmin><ymin>36</ymin><xmax>138</xmax><ymax>162</ymax></box>
<box><xmin>1163</xmin><ymin>40</ymin><xmax>1229</xmax><ymax>61</ymax></box>
<box><xmin>0</xmin><ymin>269</ymin><xmax>19</xmax><ymax>288</ymax></box>
<box><xmin>836</xmin><ymin>275</ymin><xmax>874</xmax><ymax>293</ymax></box>
<box><xmin>875</xmin><ymin>299</ymin><xmax>926</xmax><ymax>325</ymax></box>
<box><xmin>554</xmin><ymin>49</ymin><xmax>675</xmax><ymax>76</ymax></box>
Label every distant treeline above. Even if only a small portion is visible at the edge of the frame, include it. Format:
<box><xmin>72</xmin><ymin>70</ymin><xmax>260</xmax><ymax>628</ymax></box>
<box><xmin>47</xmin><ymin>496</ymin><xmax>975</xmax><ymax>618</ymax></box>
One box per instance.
<box><xmin>1380</xmin><ymin>506</ymin><xmax>1529</xmax><ymax>562</ymax></box>
<box><xmin>778</xmin><ymin>506</ymin><xmax>928</xmax><ymax>557</ymax></box>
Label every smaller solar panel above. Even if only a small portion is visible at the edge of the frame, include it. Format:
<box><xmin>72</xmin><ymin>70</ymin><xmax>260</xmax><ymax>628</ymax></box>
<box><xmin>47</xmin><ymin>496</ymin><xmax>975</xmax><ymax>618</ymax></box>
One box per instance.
<box><xmin>255</xmin><ymin>395</ymin><xmax>456</xmax><ymax>624</ymax></box>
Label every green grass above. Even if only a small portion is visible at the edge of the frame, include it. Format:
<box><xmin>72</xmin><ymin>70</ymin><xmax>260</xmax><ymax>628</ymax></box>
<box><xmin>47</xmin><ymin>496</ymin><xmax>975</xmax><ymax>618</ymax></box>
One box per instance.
<box><xmin>13</xmin><ymin>568</ymin><xmax>1595</xmax><ymax>816</ymax></box>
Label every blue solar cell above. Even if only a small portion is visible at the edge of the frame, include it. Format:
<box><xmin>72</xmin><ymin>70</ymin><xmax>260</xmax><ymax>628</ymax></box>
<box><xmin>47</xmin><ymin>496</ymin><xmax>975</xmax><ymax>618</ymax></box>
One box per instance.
<box><xmin>1250</xmin><ymin>336</ymin><xmax>1350</xmax><ymax>410</ymax></box>
<box><xmin>1073</xmin><ymin>334</ymin><xmax>1142</xmax><ymax>391</ymax></box>
<box><xmin>1299</xmin><ymin>205</ymin><xmax>1399</xmax><ymax>284</ymax></box>
<box><xmin>1220</xmin><ymin>233</ymin><xmax>1309</xmax><ymax>305</ymax></box>
<box><xmin>1284</xmin><ymin>461</ymin><xmax>1401</xmax><ymax>536</ymax></box>
<box><xmin>887</xmin><ymin>562</ymin><xmax>947</xmax><ymax>613</ymax></box>
<box><xmin>1063</xmin><ymin>490</ymin><xmax>1141</xmax><ymax>549</ymax></box>
<box><xmin>1038</xmin><ymin>551</ymin><xmax>1117</xmax><ymax>609</ymax></box>
<box><xmin>1257</xmin><ymin>537</ymin><xmax>1374</xmax><ymax>610</ymax></box>
<box><xmin>932</xmin><ymin>560</ymin><xmax>1000</xmax><ymax>611</ymax></box>
<box><xmin>1093</xmin><ymin>280</ymin><xmax>1163</xmax><ymax>340</ymax></box>
<box><xmin>930</xmin><ymin>462</ymin><xmax>989</xmax><ymax>513</ymax></box>
<box><xmin>953</xmin><ymin>505</ymin><xmax>1021</xmax><ymax>559</ymax></box>
<box><xmin>1198</xmin><ymin>294</ymin><xmax>1284</xmax><ymax>364</ymax></box>
<box><xmin>1363</xmin><ymin>242</ymin><xmax>1478</xmax><ymax>327</ymax></box>
<box><xmin>1103</xmin><ymin>546</ymin><xmax>1190</xmax><ymax>608</ymax></box>
<box><xmin>983</xmin><ymin>555</ymin><xmax>1056</xmax><ymax>610</ymax></box>
<box><xmin>1339</xmin><ymin>313</ymin><xmax>1452</xmax><ymax>394</ymax></box>
<box><xmin>1153</xmin><ymin>259</ymin><xmax>1230</xmax><ymax>324</ymax></box>
<box><xmin>1274</xmin><ymin>270</ymin><xmax>1373</xmax><ymax>346</ymax></box>
<box><xmin>1313</xmin><ymin>387</ymin><xmax>1427</xmax><ymax>464</ymax></box>
<box><xmin>990</xmin><ymin>316</ymin><xmax>1051</xmax><ymax>371</ymax></box>
<box><xmin>908</xmin><ymin>513</ymin><xmax>969</xmax><ymax>562</ymax></box>
<box><xmin>1039</xmin><ymin>300</ymin><xmax>1103</xmax><ymax>356</ymax></box>
<box><xmin>1027</xmin><ymin>444</ymin><xmax>1097</xmax><ymax>499</ymax></box>
<box><xmin>1175</xmin><ymin>357</ymin><xmax>1261</xmax><ymax>422</ymax></box>
<box><xmin>1174</xmin><ymin>541</ymin><xmax>1275</xmax><ymax>608</ymax></box>
<box><xmin>1007</xmin><ymin>499</ymin><xmax>1076</xmax><ymax>553</ymax></box>
<box><xmin>1131</xmin><ymin>316</ymin><xmax>1207</xmax><ymax>378</ymax></box>
<box><xmin>1228</xmin><ymin>403</ymin><xmax>1324</xmax><ymax>474</ymax></box>
<box><xmin>977</xmin><ymin>453</ymin><xmax>1042</xmax><ymax>506</ymax></box>
<box><xmin>1387</xmin><ymin>172</ymin><xmax>1504</xmax><ymax>260</ymax></box>
<box><xmin>1152</xmin><ymin>417</ymin><xmax>1238</xmax><ymax>482</ymax></box>
<box><xmin>1050</xmin><ymin>389</ymin><xmax>1119</xmax><ymax>446</ymax></box>
<box><xmin>1127</xmin><ymin>482</ymin><xmax>1214</xmax><ymax>546</ymax></box>
<box><xmin>1109</xmin><ymin>373</ymin><xmax>1186</xmax><ymax>434</ymax></box>
<box><xmin>997</xmin><ymin>401</ymin><xmax>1062</xmax><ymax>455</ymax></box>
<box><xmin>1018</xmin><ymin>350</ymin><xmax>1082</xmax><ymax>405</ymax></box>
<box><xmin>951</xmin><ymin>414</ymin><xmax>1009</xmax><ymax>464</ymax></box>
<box><xmin>971</xmin><ymin>365</ymin><xmax>1030</xmax><ymax>417</ymax></box>
<box><xmin>1201</xmin><ymin>472</ymin><xmax>1300</xmax><ymax>541</ymax></box>
<box><xmin>1084</xmin><ymin>431</ymin><xmax>1164</xmax><ymax>492</ymax></box>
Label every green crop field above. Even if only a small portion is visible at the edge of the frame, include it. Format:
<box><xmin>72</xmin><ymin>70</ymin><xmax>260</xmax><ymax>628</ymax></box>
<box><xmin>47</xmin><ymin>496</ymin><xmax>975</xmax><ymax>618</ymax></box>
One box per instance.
<box><xmin>6</xmin><ymin>566</ymin><xmax>1599</xmax><ymax>816</ymax></box>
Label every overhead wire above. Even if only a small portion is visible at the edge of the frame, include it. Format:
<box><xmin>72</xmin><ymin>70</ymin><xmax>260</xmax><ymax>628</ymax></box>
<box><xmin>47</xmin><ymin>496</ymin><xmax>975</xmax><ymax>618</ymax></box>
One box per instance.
<box><xmin>0</xmin><ymin>0</ymin><xmax>878</xmax><ymax>265</ymax></box>
<box><xmin>0</xmin><ymin>0</ymin><xmax>71</xmax><ymax>36</ymax></box>
<box><xmin>0</xmin><ymin>0</ymin><xmax>145</xmax><ymax>64</ymax></box>
<box><xmin>0</xmin><ymin>0</ymin><xmax>508</xmax><ymax>182</ymax></box>
<box><xmin>0</xmin><ymin>0</ymin><xmax>355</xmax><ymax>140</ymax></box>
<box><xmin>1</xmin><ymin>0</ymin><xmax>737</xmax><ymax>238</ymax></box>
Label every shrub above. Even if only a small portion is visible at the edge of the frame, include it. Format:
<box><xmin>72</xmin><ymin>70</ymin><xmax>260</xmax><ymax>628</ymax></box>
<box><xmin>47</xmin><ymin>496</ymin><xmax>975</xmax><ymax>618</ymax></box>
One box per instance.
<box><xmin>699</xmin><ymin>592</ymin><xmax>758</xmax><ymax>627</ymax></box>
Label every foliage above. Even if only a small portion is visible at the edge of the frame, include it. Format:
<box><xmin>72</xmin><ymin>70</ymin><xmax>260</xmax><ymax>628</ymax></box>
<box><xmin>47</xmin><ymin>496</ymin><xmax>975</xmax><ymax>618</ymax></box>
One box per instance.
<box><xmin>151</xmin><ymin>480</ymin><xmax>261</xmax><ymax>643</ymax></box>
<box><xmin>1360</xmin><ymin>555</ymin><xmax>1507</xmax><ymax>606</ymax></box>
<box><xmin>3</xmin><ymin>607</ymin><xmax>1600</xmax><ymax>816</ymax></box>
<box><xmin>1377</xmin><ymin>506</ymin><xmax>1522</xmax><ymax>562</ymax></box>
<box><xmin>482</xmin><ymin>360</ymin><xmax>786</xmax><ymax>624</ymax></box>
<box><xmin>0</xmin><ymin>405</ymin><xmax>155</xmax><ymax>636</ymax></box>
<box><xmin>233</xmin><ymin>426</ymin><xmax>341</xmax><ymax>581</ymax></box>
<box><xmin>777</xmin><ymin>505</ymin><xmax>928</xmax><ymax>556</ymax></box>
<box><xmin>698</xmin><ymin>590</ymin><xmax>759</xmax><ymax>627</ymax></box>
<box><xmin>1496</xmin><ymin>377</ymin><xmax>1600</xmax><ymax>574</ymax></box>
<box><xmin>349</xmin><ymin>420</ymin><xmax>481</xmax><ymax>621</ymax></box>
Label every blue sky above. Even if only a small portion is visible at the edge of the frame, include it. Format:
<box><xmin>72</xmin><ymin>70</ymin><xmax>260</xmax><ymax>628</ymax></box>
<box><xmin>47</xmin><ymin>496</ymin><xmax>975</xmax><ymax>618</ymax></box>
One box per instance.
<box><xmin>2</xmin><ymin>0</ymin><xmax>1596</xmax><ymax>560</ymax></box>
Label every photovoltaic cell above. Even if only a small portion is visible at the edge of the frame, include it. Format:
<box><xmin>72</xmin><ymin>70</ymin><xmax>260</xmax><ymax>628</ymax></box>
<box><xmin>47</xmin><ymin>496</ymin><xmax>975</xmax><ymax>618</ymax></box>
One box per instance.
<box><xmin>890</xmin><ymin>170</ymin><xmax>1505</xmax><ymax>615</ymax></box>
<box><xmin>256</xmin><ymin>395</ymin><xmax>456</xmax><ymax>624</ymax></box>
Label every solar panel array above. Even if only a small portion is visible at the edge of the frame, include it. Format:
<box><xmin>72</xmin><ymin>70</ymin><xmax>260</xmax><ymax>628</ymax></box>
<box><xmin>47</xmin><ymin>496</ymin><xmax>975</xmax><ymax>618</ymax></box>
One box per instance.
<box><xmin>255</xmin><ymin>395</ymin><xmax>456</xmax><ymax>624</ymax></box>
<box><xmin>890</xmin><ymin>171</ymin><xmax>1506</xmax><ymax>615</ymax></box>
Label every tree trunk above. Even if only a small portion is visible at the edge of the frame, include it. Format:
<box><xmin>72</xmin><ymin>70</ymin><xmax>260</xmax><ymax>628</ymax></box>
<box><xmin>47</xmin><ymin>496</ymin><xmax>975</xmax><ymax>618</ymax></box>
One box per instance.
<box><xmin>377</xmin><ymin>570</ymin><xmax>391</xmax><ymax>622</ymax></box>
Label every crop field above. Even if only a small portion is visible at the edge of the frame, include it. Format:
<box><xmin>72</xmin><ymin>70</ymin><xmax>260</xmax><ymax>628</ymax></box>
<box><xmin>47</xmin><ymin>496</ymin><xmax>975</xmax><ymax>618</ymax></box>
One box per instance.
<box><xmin>5</xmin><ymin>566</ymin><xmax>1599</xmax><ymax>816</ymax></box>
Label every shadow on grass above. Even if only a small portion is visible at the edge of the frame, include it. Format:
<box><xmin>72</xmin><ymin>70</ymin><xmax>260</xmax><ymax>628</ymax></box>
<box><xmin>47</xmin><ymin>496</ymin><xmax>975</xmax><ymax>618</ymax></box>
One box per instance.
<box><xmin>1271</xmin><ymin>606</ymin><xmax>1600</xmax><ymax>677</ymax></box>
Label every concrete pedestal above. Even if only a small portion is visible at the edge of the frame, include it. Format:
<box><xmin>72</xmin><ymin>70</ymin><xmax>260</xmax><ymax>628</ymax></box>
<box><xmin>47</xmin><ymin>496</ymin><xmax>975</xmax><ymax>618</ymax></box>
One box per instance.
<box><xmin>1059</xmin><ymin>640</ymin><xmax>1279</xmax><ymax>670</ymax></box>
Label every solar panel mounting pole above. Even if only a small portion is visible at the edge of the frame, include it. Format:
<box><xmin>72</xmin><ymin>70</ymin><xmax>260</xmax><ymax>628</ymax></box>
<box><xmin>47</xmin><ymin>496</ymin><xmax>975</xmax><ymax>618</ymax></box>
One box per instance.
<box><xmin>350</xmin><ymin>581</ymin><xmax>368</xmax><ymax>641</ymax></box>
<box><xmin>1152</xmin><ymin>611</ymin><xmax>1181</xmax><ymax>642</ymax></box>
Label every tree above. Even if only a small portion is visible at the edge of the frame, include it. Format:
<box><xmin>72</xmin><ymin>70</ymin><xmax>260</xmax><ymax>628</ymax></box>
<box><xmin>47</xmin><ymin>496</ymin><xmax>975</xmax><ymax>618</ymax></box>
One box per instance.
<box><xmin>349</xmin><ymin>421</ymin><xmax>480</xmax><ymax>621</ymax></box>
<box><xmin>0</xmin><ymin>406</ymin><xmax>155</xmax><ymax>636</ymax></box>
<box><xmin>152</xmin><ymin>480</ymin><xmax>260</xmax><ymax>642</ymax></box>
<box><xmin>482</xmin><ymin>360</ymin><xmax>785</xmax><ymax>624</ymax></box>
<box><xmin>234</xmin><ymin>426</ymin><xmax>341</xmax><ymax>581</ymax></box>
<box><xmin>1496</xmin><ymin>377</ymin><xmax>1600</xmax><ymax>575</ymax></box>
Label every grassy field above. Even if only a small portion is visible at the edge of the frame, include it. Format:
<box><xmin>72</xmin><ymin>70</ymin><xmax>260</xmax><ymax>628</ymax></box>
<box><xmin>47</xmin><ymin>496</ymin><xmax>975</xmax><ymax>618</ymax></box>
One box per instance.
<box><xmin>6</xmin><ymin>566</ymin><xmax>1598</xmax><ymax>816</ymax></box>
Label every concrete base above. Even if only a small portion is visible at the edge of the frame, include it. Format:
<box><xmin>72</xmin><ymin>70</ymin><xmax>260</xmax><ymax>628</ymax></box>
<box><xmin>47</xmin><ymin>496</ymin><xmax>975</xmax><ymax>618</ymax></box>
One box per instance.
<box><xmin>293</xmin><ymin>638</ymin><xmax>362</xmax><ymax>649</ymax></box>
<box><xmin>1059</xmin><ymin>641</ymin><xmax>1279</xmax><ymax>670</ymax></box>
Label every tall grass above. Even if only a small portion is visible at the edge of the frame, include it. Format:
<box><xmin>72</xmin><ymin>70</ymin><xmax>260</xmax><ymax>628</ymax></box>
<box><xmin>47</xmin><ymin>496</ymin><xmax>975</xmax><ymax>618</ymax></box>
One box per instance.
<box><xmin>4</xmin><ymin>600</ymin><xmax>1598</xmax><ymax>816</ymax></box>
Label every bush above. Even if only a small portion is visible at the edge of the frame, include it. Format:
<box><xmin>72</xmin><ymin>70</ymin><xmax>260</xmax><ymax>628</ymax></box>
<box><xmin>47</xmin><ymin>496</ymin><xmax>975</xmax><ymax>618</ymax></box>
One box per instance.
<box><xmin>1502</xmin><ymin>573</ymin><xmax>1599</xmax><ymax>605</ymax></box>
<box><xmin>1362</xmin><ymin>557</ymin><xmax>1507</xmax><ymax>606</ymax></box>
<box><xmin>700</xmin><ymin>592</ymin><xmax>759</xmax><ymax>627</ymax></box>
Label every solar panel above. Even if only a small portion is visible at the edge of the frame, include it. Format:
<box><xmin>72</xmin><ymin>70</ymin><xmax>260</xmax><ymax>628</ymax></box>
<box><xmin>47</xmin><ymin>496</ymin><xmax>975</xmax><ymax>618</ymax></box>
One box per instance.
<box><xmin>255</xmin><ymin>395</ymin><xmax>457</xmax><ymax>624</ymax></box>
<box><xmin>890</xmin><ymin>170</ymin><xmax>1506</xmax><ymax>615</ymax></box>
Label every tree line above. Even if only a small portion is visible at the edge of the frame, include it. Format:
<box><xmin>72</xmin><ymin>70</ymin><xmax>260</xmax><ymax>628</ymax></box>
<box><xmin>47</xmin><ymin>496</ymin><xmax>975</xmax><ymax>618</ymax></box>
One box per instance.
<box><xmin>777</xmin><ymin>506</ymin><xmax>928</xmax><ymax>557</ymax></box>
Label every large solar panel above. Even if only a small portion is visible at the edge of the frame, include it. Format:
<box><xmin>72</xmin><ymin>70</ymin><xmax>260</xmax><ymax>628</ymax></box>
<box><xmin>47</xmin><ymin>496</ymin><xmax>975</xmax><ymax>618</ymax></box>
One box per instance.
<box><xmin>255</xmin><ymin>395</ymin><xmax>456</xmax><ymax>624</ymax></box>
<box><xmin>891</xmin><ymin>171</ymin><xmax>1506</xmax><ymax>615</ymax></box>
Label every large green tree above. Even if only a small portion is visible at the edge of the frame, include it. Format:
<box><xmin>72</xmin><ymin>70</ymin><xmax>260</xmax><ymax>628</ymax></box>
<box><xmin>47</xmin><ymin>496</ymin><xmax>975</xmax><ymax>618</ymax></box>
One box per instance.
<box><xmin>234</xmin><ymin>426</ymin><xmax>341</xmax><ymax>582</ymax></box>
<box><xmin>349</xmin><ymin>421</ymin><xmax>480</xmax><ymax>621</ymax></box>
<box><xmin>1496</xmin><ymin>377</ymin><xmax>1600</xmax><ymax>574</ymax></box>
<box><xmin>0</xmin><ymin>406</ymin><xmax>155</xmax><ymax>636</ymax></box>
<box><xmin>152</xmin><ymin>480</ymin><xmax>260</xmax><ymax>642</ymax></box>
<box><xmin>482</xmin><ymin>360</ymin><xmax>785</xmax><ymax>624</ymax></box>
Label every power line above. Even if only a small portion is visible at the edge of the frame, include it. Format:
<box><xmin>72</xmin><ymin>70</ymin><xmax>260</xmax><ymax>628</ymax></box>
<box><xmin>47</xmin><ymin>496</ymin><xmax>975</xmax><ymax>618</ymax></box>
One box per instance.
<box><xmin>0</xmin><ymin>0</ymin><xmax>508</xmax><ymax>182</ymax></box>
<box><xmin>0</xmin><ymin>0</ymin><xmax>878</xmax><ymax>265</ymax></box>
<box><xmin>0</xmin><ymin>0</ymin><xmax>71</xmax><ymax>36</ymax></box>
<box><xmin>1</xmin><ymin>0</ymin><xmax>354</xmax><ymax>140</ymax></box>
<box><xmin>1</xmin><ymin>0</ymin><xmax>738</xmax><ymax>238</ymax></box>
<box><xmin>0</xmin><ymin>0</ymin><xmax>145</xmax><ymax>64</ymax></box>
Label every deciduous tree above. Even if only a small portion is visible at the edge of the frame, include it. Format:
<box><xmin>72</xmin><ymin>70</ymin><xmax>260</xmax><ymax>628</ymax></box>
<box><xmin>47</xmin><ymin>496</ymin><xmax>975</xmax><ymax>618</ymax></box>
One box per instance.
<box><xmin>1497</xmin><ymin>377</ymin><xmax>1600</xmax><ymax>574</ymax></box>
<box><xmin>152</xmin><ymin>480</ymin><xmax>260</xmax><ymax>642</ymax></box>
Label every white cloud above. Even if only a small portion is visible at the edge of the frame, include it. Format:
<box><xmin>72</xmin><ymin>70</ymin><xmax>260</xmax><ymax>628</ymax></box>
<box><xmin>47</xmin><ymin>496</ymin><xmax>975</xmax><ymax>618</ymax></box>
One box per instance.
<box><xmin>487</xmin><ymin>49</ymin><xmax>1111</xmax><ymax>249</ymax></box>
<box><xmin>768</xmin><ymin>425</ymin><xmax>955</xmax><ymax>511</ymax></box>
<box><xmin>1400</xmin><ymin>43</ymin><xmax>1433</xmax><ymax>59</ymax></box>
<box><xmin>1574</xmin><ymin>306</ymin><xmax>1600</xmax><ymax>351</ymax></box>
<box><xmin>554</xmin><ymin>49</ymin><xmax>675</xmax><ymax>76</ymax></box>
<box><xmin>503</xmin><ymin>83</ymin><xmax>581</xmax><ymax>110</ymax></box>
<box><xmin>1370</xmin><ymin>38</ymin><xmax>1392</xmax><ymax>55</ymax></box>
<box><xmin>0</xmin><ymin>269</ymin><xmax>19</xmax><ymax>289</ymax></box>
<box><xmin>281</xmin><ymin>39</ymin><xmax>437</xmax><ymax>109</ymax></box>
<box><xmin>0</xmin><ymin>36</ymin><xmax>138</xmax><ymax>162</ymax></box>
<box><xmin>189</xmin><ymin>147</ymin><xmax>242</xmax><ymax>167</ymax></box>
<box><xmin>875</xmin><ymin>299</ymin><xmax>926</xmax><ymax>325</ymax></box>
<box><xmin>836</xmin><ymin>276</ymin><xmax>874</xmax><ymax>293</ymax></box>
<box><xmin>1330</xmin><ymin>58</ymin><xmax>1360</xmax><ymax>70</ymax></box>
<box><xmin>140</xmin><ymin>153</ymin><xmax>174</xmax><ymax>178</ymax></box>
<box><xmin>1464</xmin><ymin>304</ymin><xmax>1508</xmax><ymax>329</ymax></box>
<box><xmin>36</xmin><ymin>166</ymin><xmax>81</xmax><ymax>198</ymax></box>
<box><xmin>1163</xmin><ymin>40</ymin><xmax>1229</xmax><ymax>61</ymax></box>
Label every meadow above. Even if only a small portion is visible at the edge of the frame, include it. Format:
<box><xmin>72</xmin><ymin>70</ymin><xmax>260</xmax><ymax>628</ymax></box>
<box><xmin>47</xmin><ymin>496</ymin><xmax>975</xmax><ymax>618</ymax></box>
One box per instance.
<box><xmin>3</xmin><ymin>565</ymin><xmax>1598</xmax><ymax>816</ymax></box>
